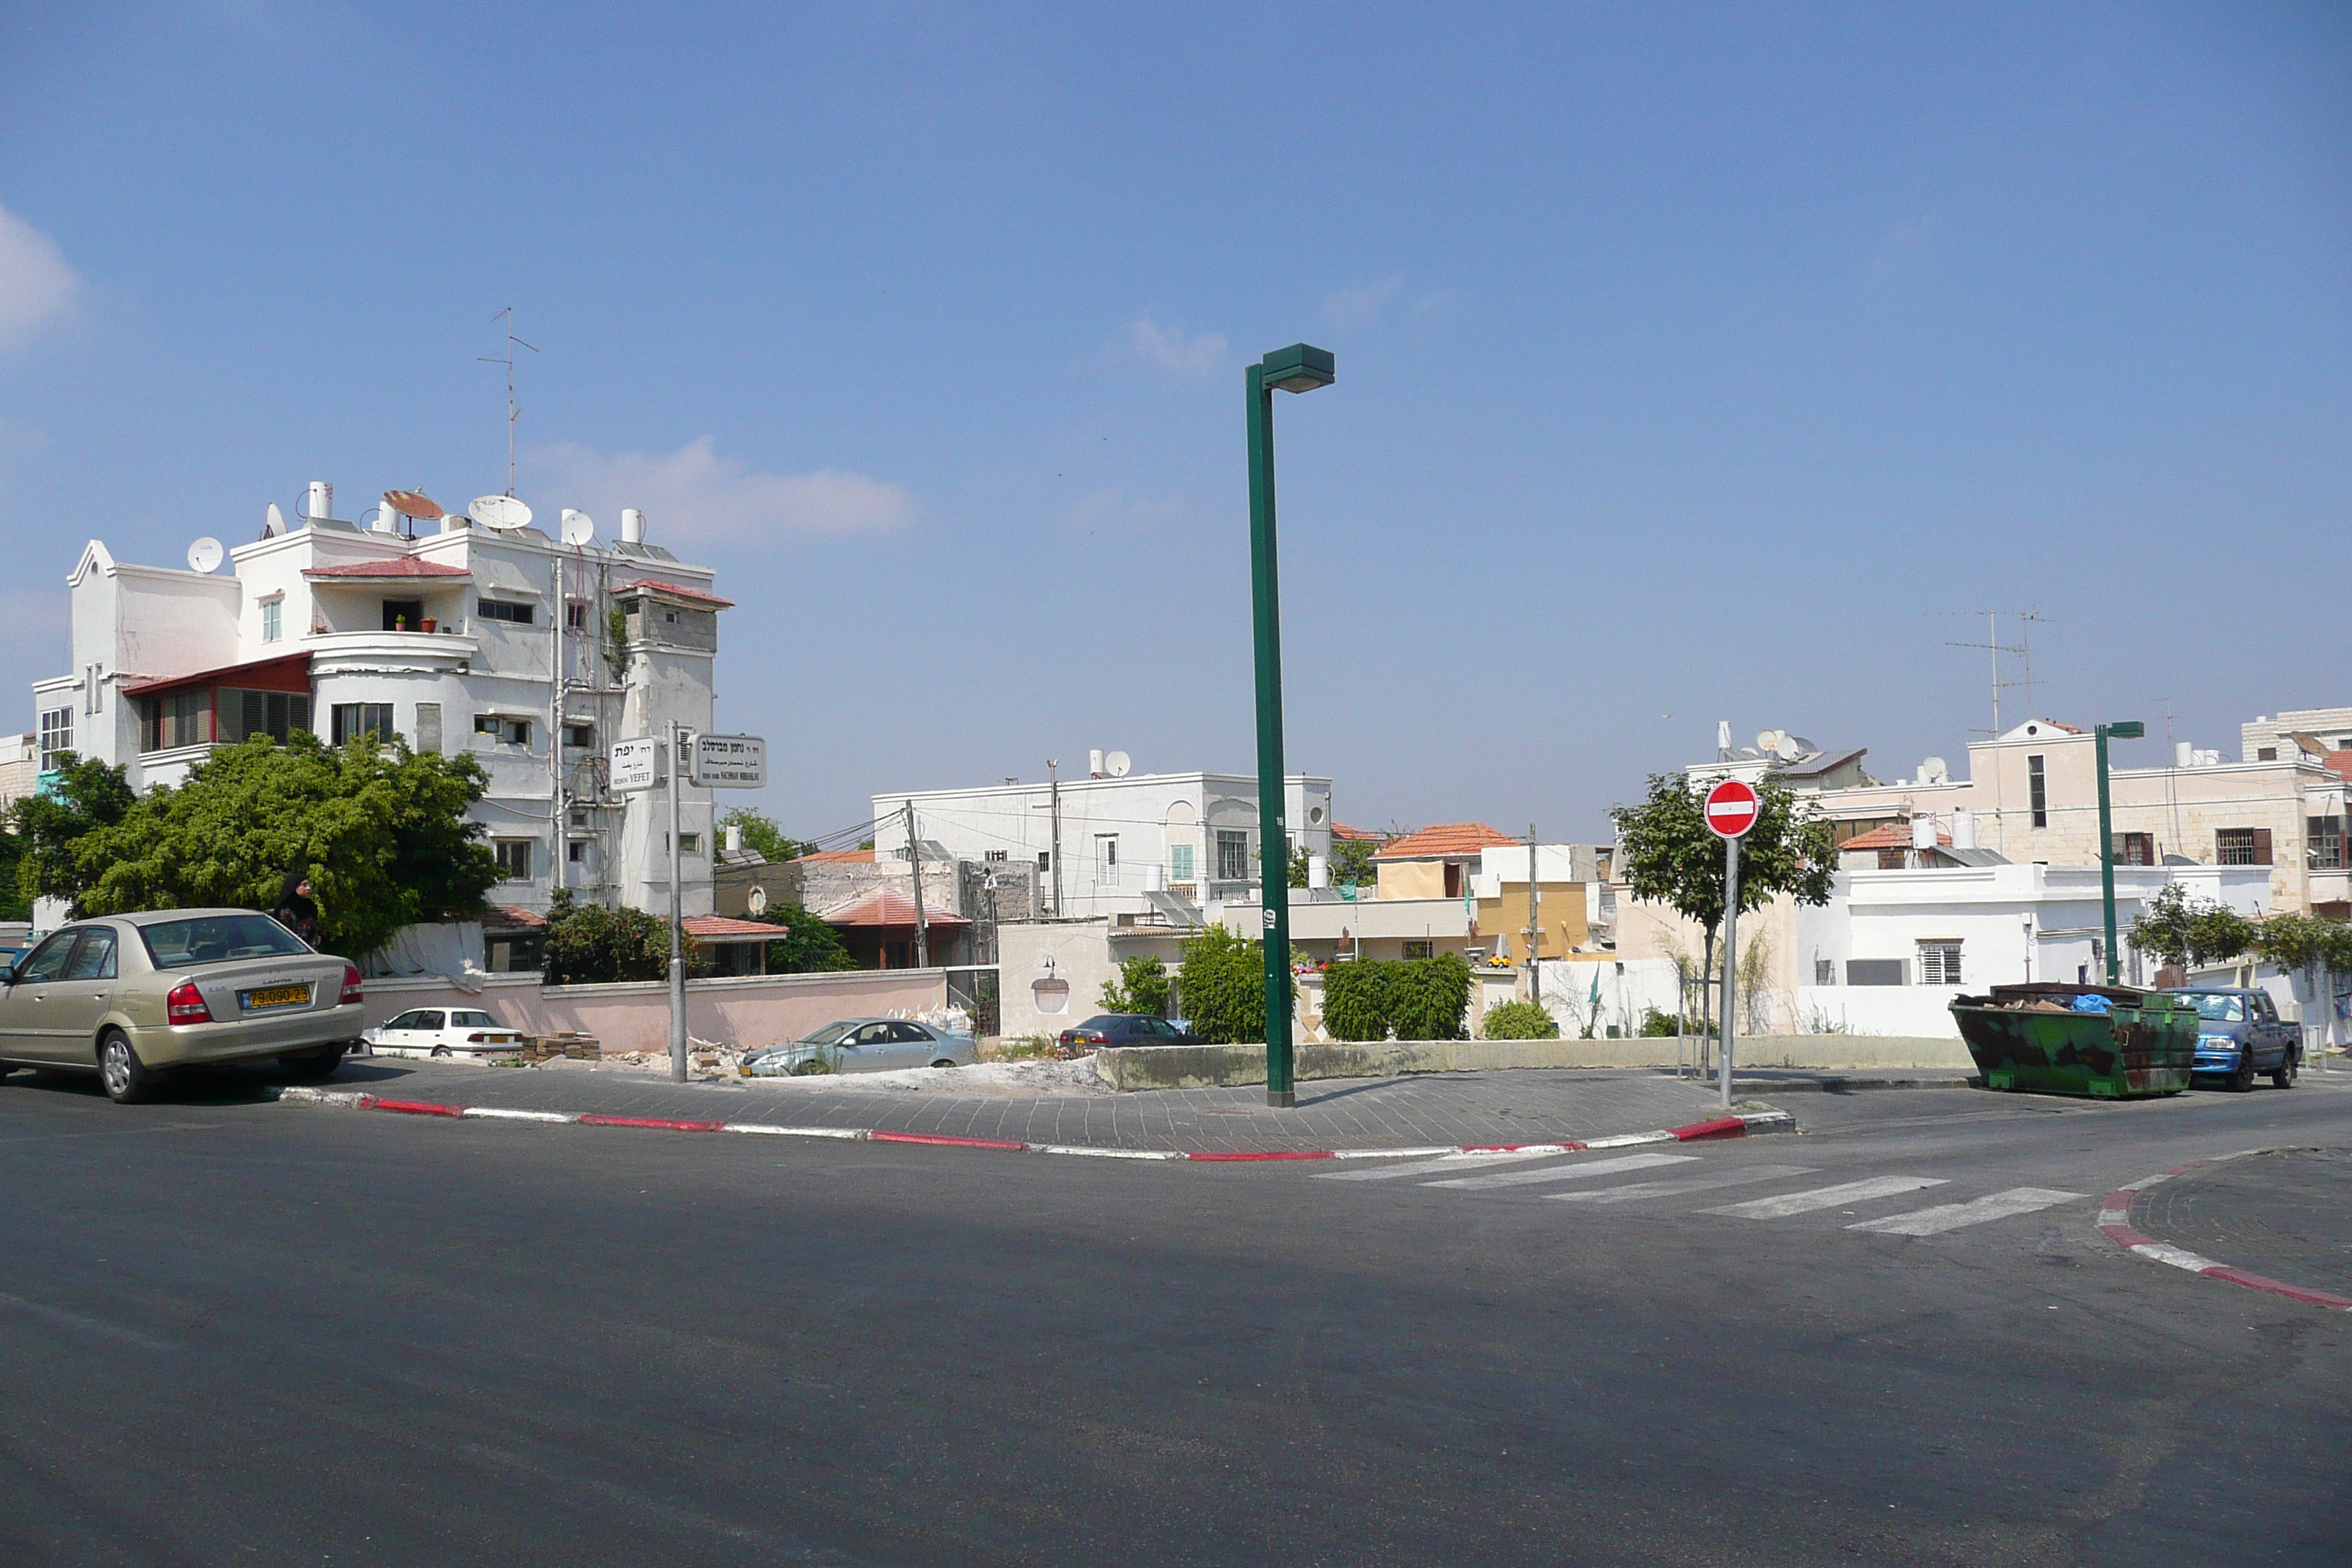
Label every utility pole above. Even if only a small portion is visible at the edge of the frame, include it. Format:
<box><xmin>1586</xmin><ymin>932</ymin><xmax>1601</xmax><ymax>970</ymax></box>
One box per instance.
<box><xmin>667</xmin><ymin>720</ymin><xmax>688</xmax><ymax>1082</ymax></box>
<box><xmin>1526</xmin><ymin>824</ymin><xmax>1541</xmax><ymax>1004</ymax></box>
<box><xmin>904</xmin><ymin>799</ymin><xmax>930</xmax><ymax>968</ymax></box>
<box><xmin>1047</xmin><ymin>759</ymin><xmax>1063</xmax><ymax>919</ymax></box>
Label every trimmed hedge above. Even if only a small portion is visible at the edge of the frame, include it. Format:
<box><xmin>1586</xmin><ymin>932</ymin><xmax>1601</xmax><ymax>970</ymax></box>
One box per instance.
<box><xmin>1480</xmin><ymin>999</ymin><xmax>1560</xmax><ymax>1040</ymax></box>
<box><xmin>1316</xmin><ymin>952</ymin><xmax>1473</xmax><ymax>1041</ymax></box>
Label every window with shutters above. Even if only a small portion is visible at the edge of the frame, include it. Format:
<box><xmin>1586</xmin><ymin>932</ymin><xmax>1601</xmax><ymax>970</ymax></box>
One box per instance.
<box><xmin>1917</xmin><ymin>941</ymin><xmax>1963</xmax><ymax>986</ymax></box>
<box><xmin>2114</xmin><ymin>832</ymin><xmax>2155</xmax><ymax>867</ymax></box>
<box><xmin>1216</xmin><ymin>830</ymin><xmax>1249</xmax><ymax>882</ymax></box>
<box><xmin>2216</xmin><ymin>828</ymin><xmax>2272</xmax><ymax>866</ymax></box>
<box><xmin>260</xmin><ymin>598</ymin><xmax>282</xmax><ymax>643</ymax></box>
<box><xmin>140</xmin><ymin>690</ymin><xmax>211</xmax><ymax>752</ymax></box>
<box><xmin>415</xmin><ymin>702</ymin><xmax>442</xmax><ymax>755</ymax></box>
<box><xmin>2027</xmin><ymin>755</ymin><xmax>2048</xmax><ymax>827</ymax></box>
<box><xmin>1169</xmin><ymin>843</ymin><xmax>1195</xmax><ymax>882</ymax></box>
<box><xmin>2311</xmin><ymin>817</ymin><xmax>2347</xmax><ymax>872</ymax></box>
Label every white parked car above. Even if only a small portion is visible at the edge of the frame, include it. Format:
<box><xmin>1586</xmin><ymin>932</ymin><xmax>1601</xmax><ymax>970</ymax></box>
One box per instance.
<box><xmin>365</xmin><ymin>1007</ymin><xmax>524</xmax><ymax>1058</ymax></box>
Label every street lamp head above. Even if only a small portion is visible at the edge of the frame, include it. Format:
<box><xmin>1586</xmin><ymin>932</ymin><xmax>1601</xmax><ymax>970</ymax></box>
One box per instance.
<box><xmin>2103</xmin><ymin>721</ymin><xmax>2146</xmax><ymax>740</ymax></box>
<box><xmin>1260</xmin><ymin>343</ymin><xmax>1335</xmax><ymax>393</ymax></box>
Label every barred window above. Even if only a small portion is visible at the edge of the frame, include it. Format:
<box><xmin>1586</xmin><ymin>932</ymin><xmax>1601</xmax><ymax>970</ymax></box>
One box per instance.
<box><xmin>1918</xmin><ymin>941</ymin><xmax>1963</xmax><ymax>986</ymax></box>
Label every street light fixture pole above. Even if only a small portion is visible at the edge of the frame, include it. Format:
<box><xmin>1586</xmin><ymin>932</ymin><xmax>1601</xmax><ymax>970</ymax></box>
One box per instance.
<box><xmin>2095</xmin><ymin>720</ymin><xmax>2144</xmax><ymax>984</ymax></box>
<box><xmin>1248</xmin><ymin>343</ymin><xmax>1335</xmax><ymax>1109</ymax></box>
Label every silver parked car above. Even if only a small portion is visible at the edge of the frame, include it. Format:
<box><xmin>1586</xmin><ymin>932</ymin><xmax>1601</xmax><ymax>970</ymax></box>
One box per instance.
<box><xmin>743</xmin><ymin>1018</ymin><xmax>977</xmax><ymax>1076</ymax></box>
<box><xmin>0</xmin><ymin>910</ymin><xmax>366</xmax><ymax>1103</ymax></box>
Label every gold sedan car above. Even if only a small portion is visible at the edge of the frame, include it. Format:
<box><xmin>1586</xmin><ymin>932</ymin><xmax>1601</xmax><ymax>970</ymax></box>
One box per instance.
<box><xmin>0</xmin><ymin>910</ymin><xmax>366</xmax><ymax>1103</ymax></box>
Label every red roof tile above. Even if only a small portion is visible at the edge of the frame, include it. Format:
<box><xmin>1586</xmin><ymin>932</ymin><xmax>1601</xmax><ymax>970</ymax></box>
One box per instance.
<box><xmin>619</xmin><ymin>578</ymin><xmax>734</xmax><ymax>608</ymax></box>
<box><xmin>481</xmin><ymin>904</ymin><xmax>549</xmax><ymax>929</ymax></box>
<box><xmin>1373</xmin><ymin>823</ymin><xmax>1523</xmax><ymax>861</ymax></box>
<box><xmin>794</xmin><ymin>848</ymin><xmax>875</xmax><ymax>864</ymax></box>
<box><xmin>1840</xmin><ymin>822</ymin><xmax>1952</xmax><ymax>851</ymax></box>
<box><xmin>818</xmin><ymin>889</ymin><xmax>971</xmax><ymax>928</ymax></box>
<box><xmin>1329</xmin><ymin>822</ymin><xmax>1387</xmax><ymax>842</ymax></box>
<box><xmin>304</xmin><ymin>559</ymin><xmax>471</xmax><ymax>579</ymax></box>
<box><xmin>683</xmin><ymin>915</ymin><xmax>797</xmax><ymax>942</ymax></box>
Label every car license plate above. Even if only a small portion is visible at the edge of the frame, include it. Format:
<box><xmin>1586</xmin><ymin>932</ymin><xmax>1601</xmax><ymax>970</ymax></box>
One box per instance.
<box><xmin>241</xmin><ymin>984</ymin><xmax>312</xmax><ymax>1011</ymax></box>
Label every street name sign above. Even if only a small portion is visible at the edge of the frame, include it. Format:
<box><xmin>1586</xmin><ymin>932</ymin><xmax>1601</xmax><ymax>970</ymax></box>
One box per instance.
<box><xmin>693</xmin><ymin>733</ymin><xmax>766</xmax><ymax>788</ymax></box>
<box><xmin>1703</xmin><ymin>778</ymin><xmax>1760</xmax><ymax>840</ymax></box>
<box><xmin>610</xmin><ymin>738</ymin><xmax>664</xmax><ymax>793</ymax></box>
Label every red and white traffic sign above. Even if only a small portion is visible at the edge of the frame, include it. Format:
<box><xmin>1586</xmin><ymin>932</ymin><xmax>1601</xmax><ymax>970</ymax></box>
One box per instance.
<box><xmin>1703</xmin><ymin>778</ymin><xmax>1761</xmax><ymax>840</ymax></box>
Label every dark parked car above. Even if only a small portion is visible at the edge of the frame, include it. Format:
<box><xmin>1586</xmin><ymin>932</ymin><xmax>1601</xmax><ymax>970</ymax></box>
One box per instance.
<box><xmin>1056</xmin><ymin>1014</ymin><xmax>1202</xmax><ymax>1052</ymax></box>
<box><xmin>2166</xmin><ymin>987</ymin><xmax>2300</xmax><ymax>1091</ymax></box>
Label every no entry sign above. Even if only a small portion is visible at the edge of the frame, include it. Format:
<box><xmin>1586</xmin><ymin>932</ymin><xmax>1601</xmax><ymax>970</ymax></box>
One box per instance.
<box><xmin>1703</xmin><ymin>778</ymin><xmax>1761</xmax><ymax>840</ymax></box>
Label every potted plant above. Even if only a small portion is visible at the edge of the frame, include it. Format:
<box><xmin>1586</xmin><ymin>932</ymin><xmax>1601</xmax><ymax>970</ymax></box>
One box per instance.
<box><xmin>420</xmin><ymin>616</ymin><xmax>437</xmax><ymax>633</ymax></box>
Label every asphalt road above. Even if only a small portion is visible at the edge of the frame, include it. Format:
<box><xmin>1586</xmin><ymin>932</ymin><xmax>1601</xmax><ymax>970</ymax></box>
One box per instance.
<box><xmin>1</xmin><ymin>1067</ymin><xmax>2347</xmax><ymax>1566</ymax></box>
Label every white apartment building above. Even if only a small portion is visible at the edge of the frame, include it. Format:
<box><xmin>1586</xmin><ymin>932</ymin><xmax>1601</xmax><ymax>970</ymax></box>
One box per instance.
<box><xmin>29</xmin><ymin>485</ymin><xmax>728</xmax><ymax>918</ymax></box>
<box><xmin>870</xmin><ymin>759</ymin><xmax>1335</xmax><ymax>923</ymax></box>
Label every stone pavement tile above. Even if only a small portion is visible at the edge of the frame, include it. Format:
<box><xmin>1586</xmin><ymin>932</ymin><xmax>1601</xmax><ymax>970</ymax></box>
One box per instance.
<box><xmin>312</xmin><ymin>1058</ymin><xmax>1738</xmax><ymax>1153</ymax></box>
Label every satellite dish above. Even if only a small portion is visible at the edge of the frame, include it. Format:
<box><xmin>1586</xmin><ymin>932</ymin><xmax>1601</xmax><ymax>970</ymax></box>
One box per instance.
<box><xmin>264</xmin><ymin>502</ymin><xmax>286</xmax><ymax>538</ymax></box>
<box><xmin>1755</xmin><ymin>730</ymin><xmax>1784</xmax><ymax>755</ymax></box>
<box><xmin>1104</xmin><ymin>750</ymin><xmax>1131</xmax><ymax>778</ymax></box>
<box><xmin>559</xmin><ymin>508</ymin><xmax>595</xmax><ymax>546</ymax></box>
<box><xmin>1919</xmin><ymin>755</ymin><xmax>1949</xmax><ymax>784</ymax></box>
<box><xmin>747</xmin><ymin>885</ymin><xmax>769</xmax><ymax>915</ymax></box>
<box><xmin>470</xmin><ymin>494</ymin><xmax>533</xmax><ymax>531</ymax></box>
<box><xmin>186</xmin><ymin>537</ymin><xmax>225</xmax><ymax>574</ymax></box>
<box><xmin>385</xmin><ymin>489</ymin><xmax>443</xmax><ymax>521</ymax></box>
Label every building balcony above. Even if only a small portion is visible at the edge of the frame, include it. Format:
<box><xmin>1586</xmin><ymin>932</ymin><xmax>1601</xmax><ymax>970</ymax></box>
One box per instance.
<box><xmin>304</xmin><ymin>630</ymin><xmax>480</xmax><ymax>676</ymax></box>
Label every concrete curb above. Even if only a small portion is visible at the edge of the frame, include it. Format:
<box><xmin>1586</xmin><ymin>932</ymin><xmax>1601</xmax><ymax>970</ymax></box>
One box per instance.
<box><xmin>274</xmin><ymin>1086</ymin><xmax>1794</xmax><ymax>1162</ymax></box>
<box><xmin>2097</xmin><ymin>1150</ymin><xmax>2352</xmax><ymax>1313</ymax></box>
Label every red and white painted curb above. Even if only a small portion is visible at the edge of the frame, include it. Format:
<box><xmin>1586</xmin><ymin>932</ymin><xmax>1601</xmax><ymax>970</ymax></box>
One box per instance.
<box><xmin>275</xmin><ymin>1087</ymin><xmax>1791</xmax><ymax>1162</ymax></box>
<box><xmin>2097</xmin><ymin>1150</ymin><xmax>2352</xmax><ymax>1313</ymax></box>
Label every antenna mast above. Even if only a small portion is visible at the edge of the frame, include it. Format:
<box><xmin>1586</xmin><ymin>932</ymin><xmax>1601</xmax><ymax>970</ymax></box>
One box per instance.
<box><xmin>1936</xmin><ymin>610</ymin><xmax>2049</xmax><ymax>736</ymax></box>
<box><xmin>478</xmin><ymin>306</ymin><xmax>540</xmax><ymax>497</ymax></box>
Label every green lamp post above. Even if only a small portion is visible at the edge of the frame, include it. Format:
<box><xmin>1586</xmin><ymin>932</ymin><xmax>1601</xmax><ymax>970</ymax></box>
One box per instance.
<box><xmin>2095</xmin><ymin>720</ymin><xmax>2145</xmax><ymax>984</ymax></box>
<box><xmin>1248</xmin><ymin>342</ymin><xmax>1335</xmax><ymax>1109</ymax></box>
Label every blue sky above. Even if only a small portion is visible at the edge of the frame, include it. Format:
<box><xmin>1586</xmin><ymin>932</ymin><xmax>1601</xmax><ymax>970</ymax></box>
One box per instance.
<box><xmin>2</xmin><ymin>2</ymin><xmax>2346</xmax><ymax>843</ymax></box>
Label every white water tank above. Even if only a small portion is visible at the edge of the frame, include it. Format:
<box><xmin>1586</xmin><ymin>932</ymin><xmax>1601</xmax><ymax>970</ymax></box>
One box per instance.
<box><xmin>621</xmin><ymin>508</ymin><xmax>645</xmax><ymax>544</ymax></box>
<box><xmin>1952</xmin><ymin>809</ymin><xmax>1976</xmax><ymax>850</ymax></box>
<box><xmin>1088</xmin><ymin>748</ymin><xmax>1104</xmax><ymax>778</ymax></box>
<box><xmin>1309</xmin><ymin>854</ymin><xmax>1330</xmax><ymax>890</ymax></box>
<box><xmin>1911</xmin><ymin>813</ymin><xmax>1937</xmax><ymax>850</ymax></box>
<box><xmin>306</xmin><ymin>480</ymin><xmax>333</xmax><ymax>521</ymax></box>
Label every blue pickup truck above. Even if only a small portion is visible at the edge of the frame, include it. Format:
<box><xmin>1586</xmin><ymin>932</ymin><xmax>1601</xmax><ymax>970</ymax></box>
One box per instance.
<box><xmin>2164</xmin><ymin>987</ymin><xmax>2300</xmax><ymax>1091</ymax></box>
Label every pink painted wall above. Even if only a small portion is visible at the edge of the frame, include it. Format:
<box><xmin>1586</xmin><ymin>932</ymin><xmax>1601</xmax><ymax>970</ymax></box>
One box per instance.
<box><xmin>360</xmin><ymin>970</ymin><xmax>948</xmax><ymax>1054</ymax></box>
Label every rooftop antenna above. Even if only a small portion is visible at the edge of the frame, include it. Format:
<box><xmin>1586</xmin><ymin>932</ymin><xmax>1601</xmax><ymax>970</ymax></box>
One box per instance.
<box><xmin>478</xmin><ymin>306</ymin><xmax>539</xmax><ymax>498</ymax></box>
<box><xmin>1934</xmin><ymin>610</ymin><xmax>2048</xmax><ymax>736</ymax></box>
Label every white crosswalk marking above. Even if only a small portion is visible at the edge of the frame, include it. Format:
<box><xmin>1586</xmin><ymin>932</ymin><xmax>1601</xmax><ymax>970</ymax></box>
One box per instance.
<box><xmin>1846</xmin><ymin>1187</ymin><xmax>2087</xmax><ymax>1236</ymax></box>
<box><xmin>1548</xmin><ymin>1164</ymin><xmax>1818</xmax><ymax>1205</ymax></box>
<box><xmin>1420</xmin><ymin>1152</ymin><xmax>1695</xmax><ymax>1191</ymax></box>
<box><xmin>1703</xmin><ymin>1175</ymin><xmax>1947</xmax><ymax>1219</ymax></box>
<box><xmin>1313</xmin><ymin>1150</ymin><xmax>1565</xmax><ymax>1183</ymax></box>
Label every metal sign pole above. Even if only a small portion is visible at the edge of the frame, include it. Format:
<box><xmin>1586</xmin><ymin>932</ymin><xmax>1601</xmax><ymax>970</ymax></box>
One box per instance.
<box><xmin>668</xmin><ymin>721</ymin><xmax>688</xmax><ymax>1083</ymax></box>
<box><xmin>1719</xmin><ymin>834</ymin><xmax>1741</xmax><ymax>1112</ymax></box>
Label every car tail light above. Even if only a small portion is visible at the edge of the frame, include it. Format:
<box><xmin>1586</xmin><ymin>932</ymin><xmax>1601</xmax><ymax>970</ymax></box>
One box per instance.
<box><xmin>166</xmin><ymin>981</ymin><xmax>213</xmax><ymax>1025</ymax></box>
<box><xmin>339</xmin><ymin>965</ymin><xmax>363</xmax><ymax>1004</ymax></box>
<box><xmin>467</xmin><ymin>1033</ymin><xmax>487</xmax><ymax>1043</ymax></box>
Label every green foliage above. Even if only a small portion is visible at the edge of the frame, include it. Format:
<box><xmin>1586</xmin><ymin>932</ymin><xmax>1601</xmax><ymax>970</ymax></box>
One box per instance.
<box><xmin>748</xmin><ymin>905</ymin><xmax>859</xmax><ymax>973</ymax></box>
<box><xmin>1320</xmin><ymin>960</ymin><xmax>1397</xmax><ymax>1041</ymax></box>
<box><xmin>1390</xmin><ymin>951</ymin><xmax>1473</xmax><ymax>1040</ymax></box>
<box><xmin>0</xmin><ymin>828</ymin><xmax>27</xmax><ymax>922</ymax></box>
<box><xmin>997</xmin><ymin>1034</ymin><xmax>1056</xmax><ymax>1060</ymax></box>
<box><xmin>1610</xmin><ymin>773</ymin><xmax>1837</xmax><ymax>943</ymax></box>
<box><xmin>719</xmin><ymin>807</ymin><xmax>810</xmax><ymax>864</ymax></box>
<box><xmin>543</xmin><ymin>889</ymin><xmax>697</xmax><ymax>984</ymax></box>
<box><xmin>1319</xmin><ymin>953</ymin><xmax>1474</xmax><ymax>1041</ymax></box>
<box><xmin>1175</xmin><ymin>926</ymin><xmax>1267</xmax><ymax>1044</ymax></box>
<box><xmin>72</xmin><ymin>736</ymin><xmax>498</xmax><ymax>958</ymax></box>
<box><xmin>10</xmin><ymin>754</ymin><xmax>135</xmax><ymax>909</ymax></box>
<box><xmin>1327</xmin><ymin>837</ymin><xmax>1379</xmax><ymax>888</ymax></box>
<box><xmin>2127</xmin><ymin>883</ymin><xmax>2258</xmax><ymax>970</ymax></box>
<box><xmin>1098</xmin><ymin>954</ymin><xmax>1172</xmax><ymax>1015</ymax></box>
<box><xmin>2249</xmin><ymin>912</ymin><xmax>2352</xmax><ymax>975</ymax></box>
<box><xmin>604</xmin><ymin>606</ymin><xmax>630</xmax><ymax>678</ymax></box>
<box><xmin>1638</xmin><ymin>1006</ymin><xmax>1697</xmax><ymax>1037</ymax></box>
<box><xmin>1288</xmin><ymin>843</ymin><xmax>1311</xmax><ymax>889</ymax></box>
<box><xmin>1480</xmin><ymin>998</ymin><xmax>1560</xmax><ymax>1040</ymax></box>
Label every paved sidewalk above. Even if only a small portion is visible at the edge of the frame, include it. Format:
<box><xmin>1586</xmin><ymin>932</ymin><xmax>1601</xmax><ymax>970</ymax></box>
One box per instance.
<box><xmin>300</xmin><ymin>1058</ymin><xmax>1768</xmax><ymax>1154</ymax></box>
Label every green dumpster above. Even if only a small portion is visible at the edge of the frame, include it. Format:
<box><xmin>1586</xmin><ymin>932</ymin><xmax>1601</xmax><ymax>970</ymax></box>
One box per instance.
<box><xmin>1950</xmin><ymin>983</ymin><xmax>2197</xmax><ymax>1098</ymax></box>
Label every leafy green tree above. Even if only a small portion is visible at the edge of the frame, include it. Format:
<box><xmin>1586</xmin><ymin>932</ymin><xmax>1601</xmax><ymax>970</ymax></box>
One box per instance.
<box><xmin>1390</xmin><ymin>951</ymin><xmax>1474</xmax><ymax>1040</ymax></box>
<box><xmin>1327</xmin><ymin>837</ymin><xmax>1379</xmax><ymax>889</ymax></box>
<box><xmin>1321</xmin><ymin>960</ymin><xmax>1397</xmax><ymax>1041</ymax></box>
<box><xmin>718</xmin><ymin>807</ymin><xmax>810</xmax><ymax>864</ymax></box>
<box><xmin>0</xmin><ymin>829</ymin><xmax>27</xmax><ymax>922</ymax></box>
<box><xmin>2247</xmin><ymin>913</ymin><xmax>2352</xmax><ymax>1013</ymax></box>
<box><xmin>543</xmin><ymin>889</ymin><xmax>698</xmax><ymax>984</ymax></box>
<box><xmin>2127</xmin><ymin>883</ymin><xmax>2257</xmax><ymax>970</ymax></box>
<box><xmin>1610</xmin><ymin>772</ymin><xmax>1835</xmax><ymax>1031</ymax></box>
<box><xmin>1288</xmin><ymin>843</ymin><xmax>1311</xmax><ymax>889</ymax></box>
<box><xmin>10</xmin><ymin>754</ymin><xmax>135</xmax><ymax>911</ymax></box>
<box><xmin>749</xmin><ymin>905</ymin><xmax>859</xmax><ymax>973</ymax></box>
<box><xmin>1480</xmin><ymin>999</ymin><xmax>1560</xmax><ymax>1040</ymax></box>
<box><xmin>72</xmin><ymin>735</ymin><xmax>499</xmax><ymax>959</ymax></box>
<box><xmin>1098</xmin><ymin>954</ymin><xmax>1172</xmax><ymax>1015</ymax></box>
<box><xmin>1175</xmin><ymin>926</ymin><xmax>1270</xmax><ymax>1044</ymax></box>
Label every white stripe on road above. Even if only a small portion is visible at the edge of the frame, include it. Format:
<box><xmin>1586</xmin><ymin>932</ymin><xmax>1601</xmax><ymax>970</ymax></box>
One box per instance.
<box><xmin>1548</xmin><ymin>1164</ymin><xmax>1818</xmax><ymax>1205</ymax></box>
<box><xmin>1847</xmin><ymin>1187</ymin><xmax>2087</xmax><ymax>1236</ymax></box>
<box><xmin>1421</xmin><ymin>1152</ymin><xmax>1695</xmax><ymax>1191</ymax></box>
<box><xmin>1704</xmin><ymin>1175</ymin><xmax>1946</xmax><ymax>1219</ymax></box>
<box><xmin>1314</xmin><ymin>1150</ymin><xmax>1568</xmax><ymax>1182</ymax></box>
